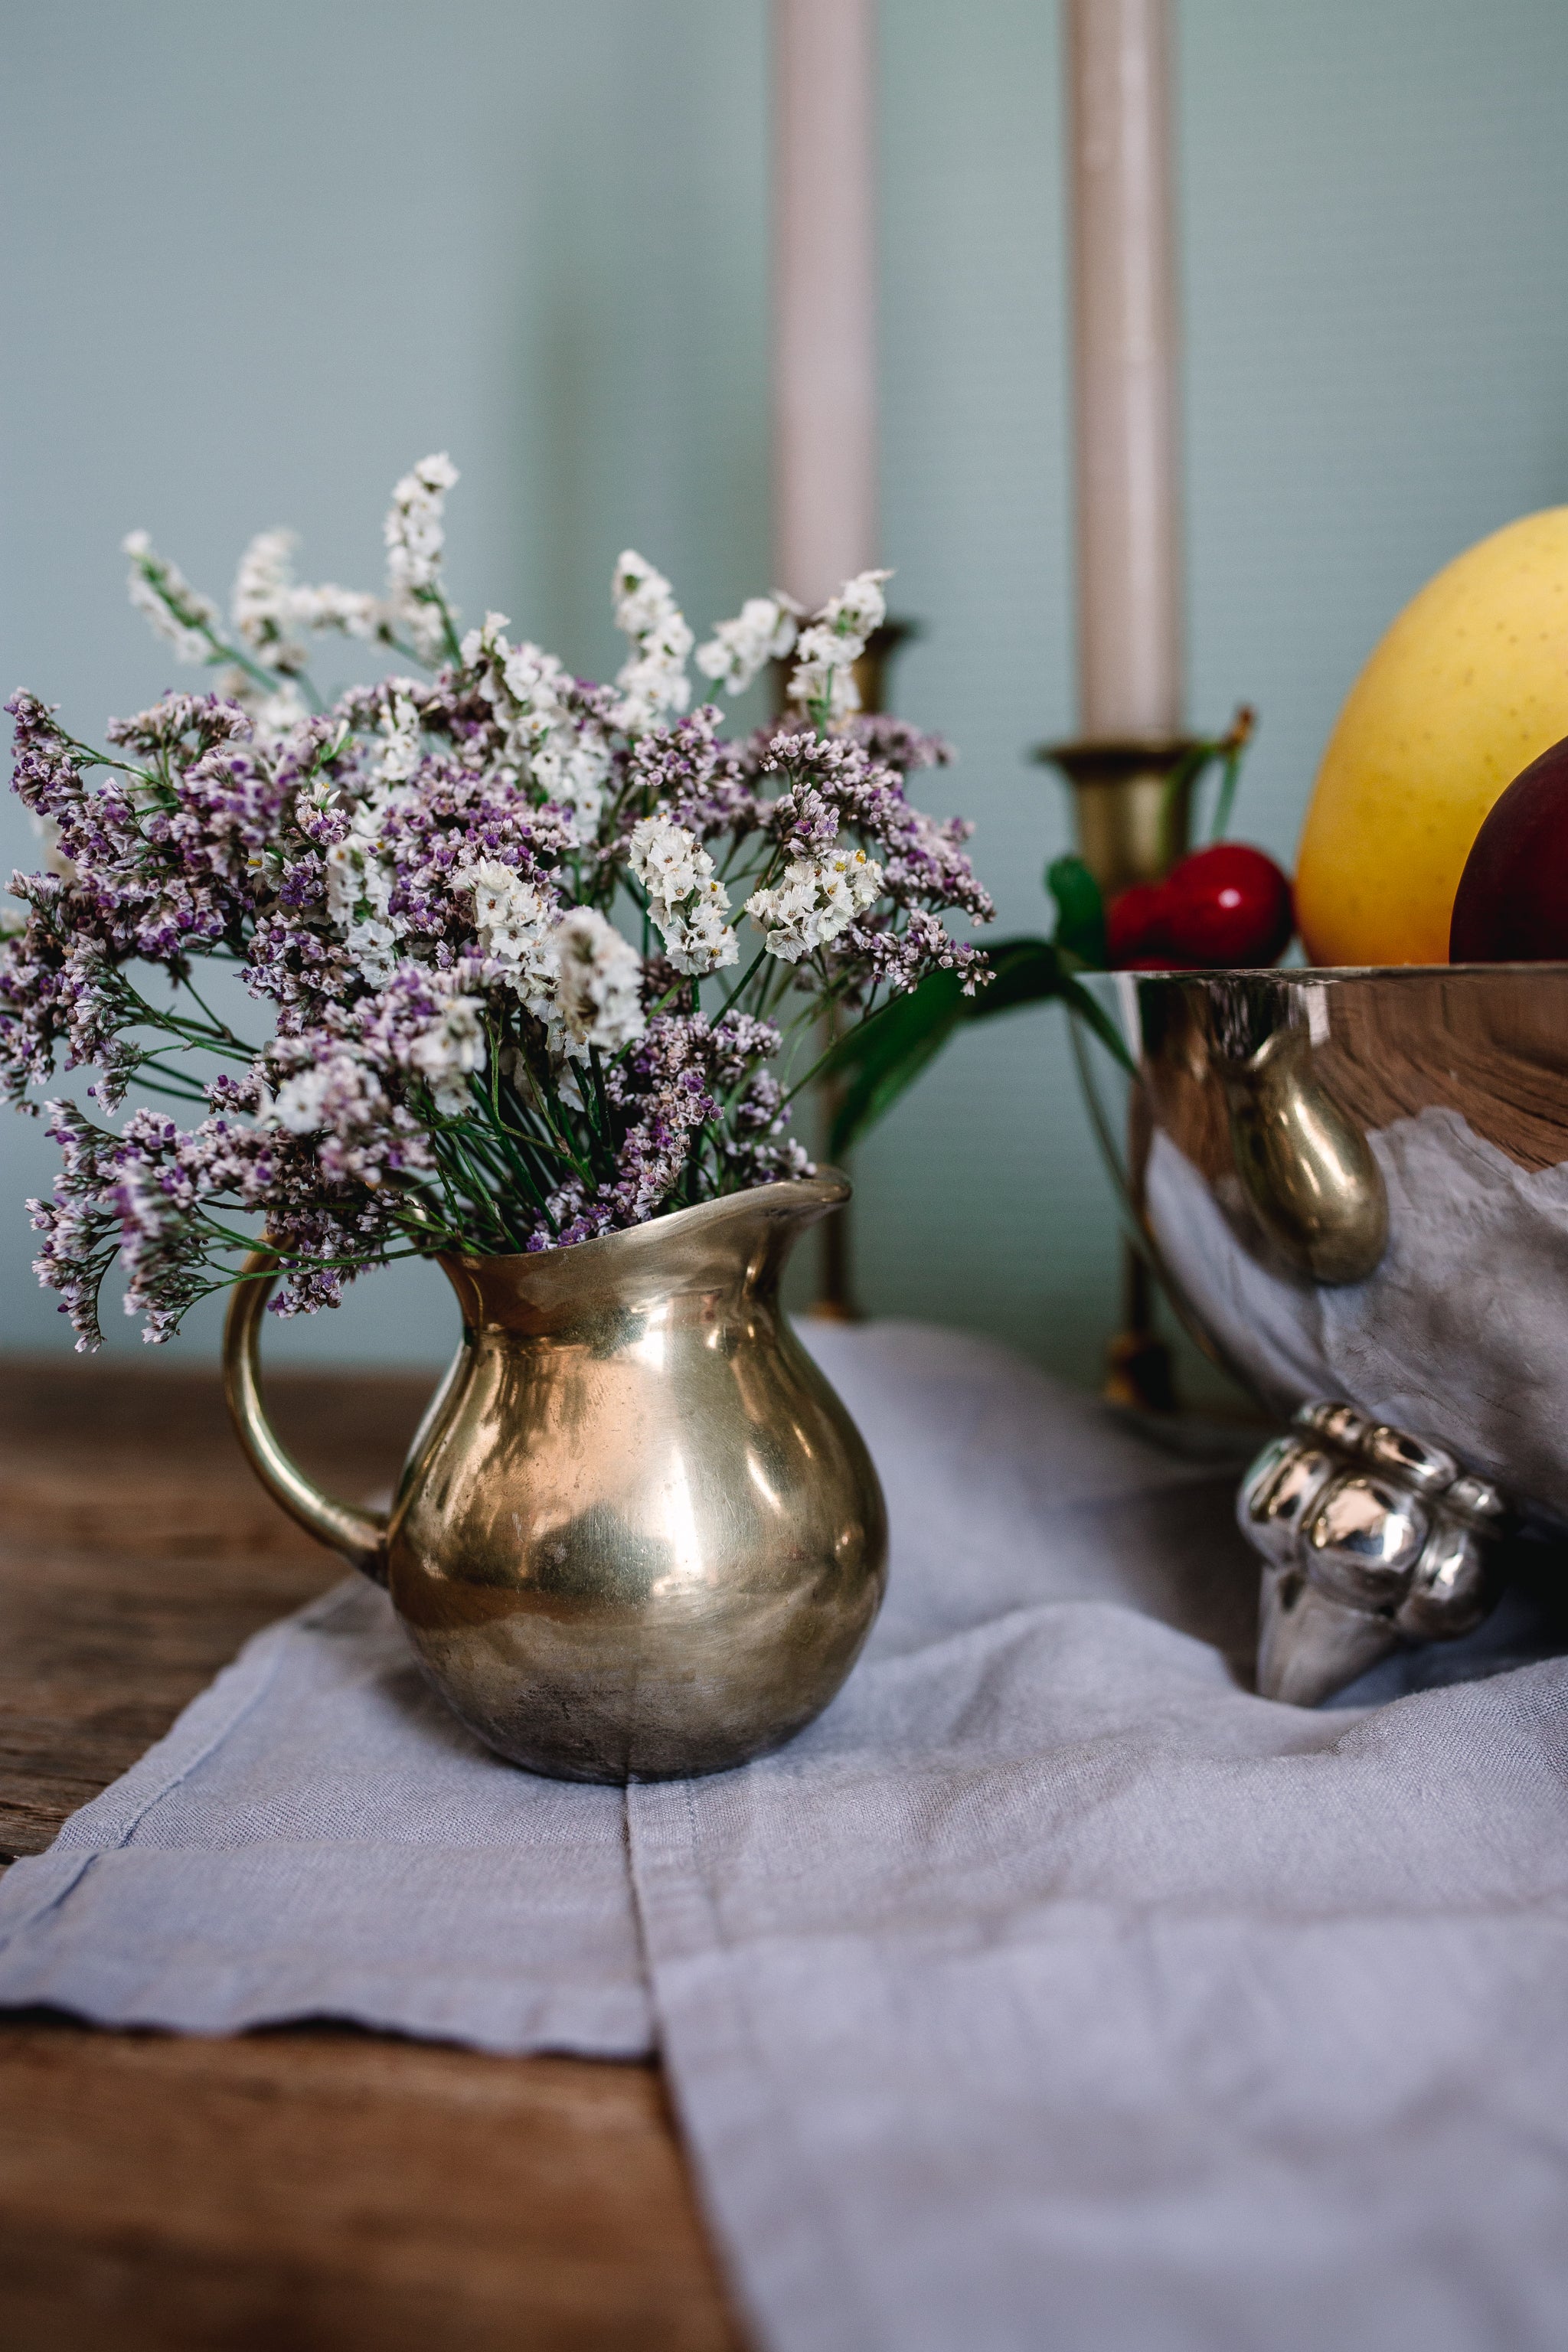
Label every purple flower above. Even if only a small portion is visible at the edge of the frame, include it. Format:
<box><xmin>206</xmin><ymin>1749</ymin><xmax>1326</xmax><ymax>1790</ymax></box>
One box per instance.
<box><xmin>5</xmin><ymin>470</ymin><xmax>994</xmax><ymax>1342</ymax></box>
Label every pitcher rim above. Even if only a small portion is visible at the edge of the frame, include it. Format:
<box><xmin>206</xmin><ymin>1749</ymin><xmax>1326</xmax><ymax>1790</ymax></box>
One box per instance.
<box><xmin>436</xmin><ymin>1167</ymin><xmax>850</xmax><ymax>1281</ymax></box>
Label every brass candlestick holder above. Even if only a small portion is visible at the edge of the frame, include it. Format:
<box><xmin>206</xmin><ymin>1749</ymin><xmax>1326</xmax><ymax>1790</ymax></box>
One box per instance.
<box><xmin>1036</xmin><ymin>736</ymin><xmax>1198</xmax><ymax>897</ymax></box>
<box><xmin>1034</xmin><ymin>733</ymin><xmax>1200</xmax><ymax>1410</ymax></box>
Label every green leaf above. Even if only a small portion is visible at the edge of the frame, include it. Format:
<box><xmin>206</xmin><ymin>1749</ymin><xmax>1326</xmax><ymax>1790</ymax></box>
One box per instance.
<box><xmin>825</xmin><ymin>971</ymin><xmax>967</xmax><ymax>1156</ymax></box>
<box><xmin>1045</xmin><ymin>854</ymin><xmax>1107</xmax><ymax>969</ymax></box>
<box><xmin>1057</xmin><ymin>969</ymin><xmax>1136</xmax><ymax>1075</ymax></box>
<box><xmin>957</xmin><ymin>932</ymin><xmax>1135</xmax><ymax>1073</ymax></box>
<box><xmin>821</xmin><ymin>900</ymin><xmax>1136</xmax><ymax>1157</ymax></box>
<box><xmin>965</xmin><ymin>934</ymin><xmax>1070</xmax><ymax>1015</ymax></box>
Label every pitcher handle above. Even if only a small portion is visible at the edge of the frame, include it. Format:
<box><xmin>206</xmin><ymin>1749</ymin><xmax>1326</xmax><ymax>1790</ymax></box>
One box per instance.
<box><xmin>222</xmin><ymin>1250</ymin><xmax>390</xmax><ymax>1583</ymax></box>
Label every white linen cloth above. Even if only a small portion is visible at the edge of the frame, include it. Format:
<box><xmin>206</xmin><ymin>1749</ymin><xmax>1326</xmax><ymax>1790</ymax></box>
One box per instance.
<box><xmin>2</xmin><ymin>1321</ymin><xmax>1566</xmax><ymax>2352</ymax></box>
<box><xmin>0</xmin><ymin>1576</ymin><xmax>652</xmax><ymax>2054</ymax></box>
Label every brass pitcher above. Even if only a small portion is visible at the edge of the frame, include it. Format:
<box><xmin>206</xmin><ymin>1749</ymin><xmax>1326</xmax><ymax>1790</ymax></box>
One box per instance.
<box><xmin>223</xmin><ymin>1177</ymin><xmax>887</xmax><ymax>1783</ymax></box>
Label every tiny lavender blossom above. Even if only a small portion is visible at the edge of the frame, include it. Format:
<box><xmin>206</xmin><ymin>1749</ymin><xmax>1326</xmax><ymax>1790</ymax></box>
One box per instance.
<box><xmin>2</xmin><ymin>459</ymin><xmax>991</xmax><ymax>1346</ymax></box>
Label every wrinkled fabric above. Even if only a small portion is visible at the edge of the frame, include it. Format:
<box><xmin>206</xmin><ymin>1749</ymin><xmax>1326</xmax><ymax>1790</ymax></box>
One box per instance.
<box><xmin>4</xmin><ymin>1319</ymin><xmax>1566</xmax><ymax>2352</ymax></box>
<box><xmin>0</xmin><ymin>1576</ymin><xmax>652</xmax><ymax>2054</ymax></box>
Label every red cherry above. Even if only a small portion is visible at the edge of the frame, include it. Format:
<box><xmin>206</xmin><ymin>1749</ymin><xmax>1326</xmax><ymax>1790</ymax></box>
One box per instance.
<box><xmin>1450</xmin><ymin>735</ymin><xmax>1568</xmax><ymax>960</ymax></box>
<box><xmin>1106</xmin><ymin>880</ymin><xmax>1171</xmax><ymax>967</ymax></box>
<box><xmin>1159</xmin><ymin>843</ymin><xmax>1294</xmax><ymax>967</ymax></box>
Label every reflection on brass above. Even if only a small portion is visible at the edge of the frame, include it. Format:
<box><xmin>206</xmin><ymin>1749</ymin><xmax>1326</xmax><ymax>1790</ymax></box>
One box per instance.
<box><xmin>1101</xmin><ymin>1250</ymin><xmax>1177</xmax><ymax>1412</ymax></box>
<box><xmin>1035</xmin><ymin>735</ymin><xmax>1198</xmax><ymax>898</ymax></box>
<box><xmin>1041</xmin><ymin>735</ymin><xmax>1199</xmax><ymax>1409</ymax></box>
<box><xmin>1238</xmin><ymin>1402</ymin><xmax>1503</xmax><ymax>1706</ymax></box>
<box><xmin>224</xmin><ymin>1178</ymin><xmax>887</xmax><ymax>1784</ymax></box>
<box><xmin>1076</xmin><ymin>965</ymin><xmax>1568</xmax><ymax>1696</ymax></box>
<box><xmin>851</xmin><ymin>616</ymin><xmax>920</xmax><ymax>726</ymax></box>
<box><xmin>769</xmin><ymin>619</ymin><xmax>919</xmax><ymax>724</ymax></box>
<box><xmin>1220</xmin><ymin>1025</ymin><xmax>1389</xmax><ymax>1285</ymax></box>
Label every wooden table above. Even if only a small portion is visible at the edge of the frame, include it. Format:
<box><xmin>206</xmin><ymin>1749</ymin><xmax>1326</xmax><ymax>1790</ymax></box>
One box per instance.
<box><xmin>0</xmin><ymin>1360</ymin><xmax>744</xmax><ymax>2352</ymax></box>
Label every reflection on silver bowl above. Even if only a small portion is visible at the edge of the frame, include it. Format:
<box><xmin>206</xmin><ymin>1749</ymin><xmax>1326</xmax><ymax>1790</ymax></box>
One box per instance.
<box><xmin>1082</xmin><ymin>965</ymin><xmax>1568</xmax><ymax>1699</ymax></box>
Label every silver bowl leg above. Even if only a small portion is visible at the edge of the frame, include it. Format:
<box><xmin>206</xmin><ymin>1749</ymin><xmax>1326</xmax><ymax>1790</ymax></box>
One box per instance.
<box><xmin>1236</xmin><ymin>1403</ymin><xmax>1506</xmax><ymax>1706</ymax></box>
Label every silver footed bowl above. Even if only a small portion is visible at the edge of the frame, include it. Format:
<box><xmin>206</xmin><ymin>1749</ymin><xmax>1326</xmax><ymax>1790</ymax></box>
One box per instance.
<box><xmin>1083</xmin><ymin>964</ymin><xmax>1568</xmax><ymax>1534</ymax></box>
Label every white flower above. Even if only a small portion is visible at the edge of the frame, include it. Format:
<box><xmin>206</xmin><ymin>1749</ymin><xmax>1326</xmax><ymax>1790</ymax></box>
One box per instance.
<box><xmin>385</xmin><ymin>453</ymin><xmax>459</xmax><ymax>594</ymax></box>
<box><xmin>385</xmin><ymin>453</ymin><xmax>459</xmax><ymax>658</ymax></box>
<box><xmin>0</xmin><ymin>897</ymin><xmax>27</xmax><ymax>940</ymax></box>
<box><xmin>629</xmin><ymin>811</ymin><xmax>706</xmax><ymax>903</ymax></box>
<box><xmin>122</xmin><ymin>531</ymin><xmax>219</xmax><ymax>665</ymax></box>
<box><xmin>493</xmin><ymin>639</ymin><xmax>567</xmax><ymax>753</ymax></box>
<box><xmin>500</xmin><ymin>639</ymin><xmax>564</xmax><ymax>711</ymax></box>
<box><xmin>531</xmin><ymin>729</ymin><xmax>609</xmax><ymax>844</ymax></box>
<box><xmin>233</xmin><ymin>529</ymin><xmax>305</xmax><ymax>668</ymax></box>
<box><xmin>292</xmin><ymin>582</ymin><xmax>381</xmax><ymax>639</ymax></box>
<box><xmin>271</xmin><ymin>1052</ymin><xmax>388</xmax><ymax>1140</ymax></box>
<box><xmin>658</xmin><ymin>886</ymin><xmax>740</xmax><ymax>976</ymax></box>
<box><xmin>453</xmin><ymin>859</ymin><xmax>557</xmax><ymax>1015</ymax></box>
<box><xmin>317</xmin><ymin>688</ymin><xmax>427</xmax><ymax>980</ymax></box>
<box><xmin>825</xmin><ymin>569</ymin><xmax>890</xmax><ymax>642</ymax></box>
<box><xmin>612</xmin><ymin>551</ymin><xmax>693</xmax><ymax>731</ymax></box>
<box><xmin>629</xmin><ymin>812</ymin><xmax>739</xmax><ymax>976</ymax></box>
<box><xmin>459</xmin><ymin>610</ymin><xmax>510</xmax><ymax>671</ymax></box>
<box><xmin>408</xmin><ymin>993</ymin><xmax>486</xmax><ymax>1115</ymax></box>
<box><xmin>695</xmin><ymin>595</ymin><xmax>799</xmax><ymax>694</ymax></box>
<box><xmin>786</xmin><ymin>567</ymin><xmax>893</xmax><ymax>722</ymax></box>
<box><xmin>552</xmin><ymin>907</ymin><xmax>646</xmax><ymax>1057</ymax></box>
<box><xmin>612</xmin><ymin>550</ymin><xmax>678</xmax><ymax>639</ymax></box>
<box><xmin>250</xmin><ymin>682</ymin><xmax>311</xmax><ymax>745</ymax></box>
<box><xmin>349</xmin><ymin>916</ymin><xmax>400</xmax><ymax>980</ymax></box>
<box><xmin>232</xmin><ymin>529</ymin><xmax>380</xmax><ymax>672</ymax></box>
<box><xmin>371</xmin><ymin>688</ymin><xmax>424</xmax><ymax>785</ymax></box>
<box><xmin>745</xmin><ymin>844</ymin><xmax>884</xmax><ymax>963</ymax></box>
<box><xmin>273</xmin><ymin>1065</ymin><xmax>332</xmax><ymax>1134</ymax></box>
<box><xmin>460</xmin><ymin>614</ymin><xmax>596</xmax><ymax>822</ymax></box>
<box><xmin>324</xmin><ymin>833</ymin><xmax>400</xmax><ymax>978</ymax></box>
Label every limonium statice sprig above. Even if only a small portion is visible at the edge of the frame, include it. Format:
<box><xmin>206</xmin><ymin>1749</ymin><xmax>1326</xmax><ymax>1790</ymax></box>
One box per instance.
<box><xmin>2</xmin><ymin>457</ymin><xmax>992</xmax><ymax>1348</ymax></box>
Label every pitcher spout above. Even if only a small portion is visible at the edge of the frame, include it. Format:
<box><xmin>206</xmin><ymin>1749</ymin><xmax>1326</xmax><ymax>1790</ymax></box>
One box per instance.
<box><xmin>436</xmin><ymin>1172</ymin><xmax>851</xmax><ymax>1336</ymax></box>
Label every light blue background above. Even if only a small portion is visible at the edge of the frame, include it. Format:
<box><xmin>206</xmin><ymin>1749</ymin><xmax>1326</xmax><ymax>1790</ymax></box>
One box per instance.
<box><xmin>5</xmin><ymin>0</ymin><xmax>1568</xmax><ymax>1378</ymax></box>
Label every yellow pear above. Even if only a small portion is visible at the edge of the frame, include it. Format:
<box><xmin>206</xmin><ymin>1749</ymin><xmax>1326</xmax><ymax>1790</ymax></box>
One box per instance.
<box><xmin>1295</xmin><ymin>506</ymin><xmax>1568</xmax><ymax>965</ymax></box>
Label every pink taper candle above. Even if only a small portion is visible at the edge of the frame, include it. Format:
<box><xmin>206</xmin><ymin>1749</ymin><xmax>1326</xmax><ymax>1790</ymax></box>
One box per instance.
<box><xmin>1065</xmin><ymin>0</ymin><xmax>1183</xmax><ymax>740</ymax></box>
<box><xmin>772</xmin><ymin>0</ymin><xmax>878</xmax><ymax>612</ymax></box>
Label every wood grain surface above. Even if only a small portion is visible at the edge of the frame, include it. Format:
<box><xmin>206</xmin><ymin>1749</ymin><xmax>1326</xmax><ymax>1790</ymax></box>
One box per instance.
<box><xmin>0</xmin><ymin>1359</ymin><xmax>744</xmax><ymax>2352</ymax></box>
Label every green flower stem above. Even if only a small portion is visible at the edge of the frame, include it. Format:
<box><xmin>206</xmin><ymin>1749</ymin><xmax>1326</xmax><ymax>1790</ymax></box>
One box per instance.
<box><xmin>714</xmin><ymin>942</ymin><xmax>769</xmax><ymax>1022</ymax></box>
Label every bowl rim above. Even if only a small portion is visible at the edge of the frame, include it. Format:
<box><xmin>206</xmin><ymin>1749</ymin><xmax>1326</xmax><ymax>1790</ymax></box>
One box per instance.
<box><xmin>1104</xmin><ymin>962</ymin><xmax>1568</xmax><ymax>980</ymax></box>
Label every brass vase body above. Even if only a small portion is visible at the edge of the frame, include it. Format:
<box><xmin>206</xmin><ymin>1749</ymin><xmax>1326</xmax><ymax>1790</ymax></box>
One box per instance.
<box><xmin>224</xmin><ymin>1178</ymin><xmax>887</xmax><ymax>1783</ymax></box>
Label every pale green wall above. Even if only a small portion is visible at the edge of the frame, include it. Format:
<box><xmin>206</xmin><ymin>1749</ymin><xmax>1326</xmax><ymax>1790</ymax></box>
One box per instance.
<box><xmin>6</xmin><ymin>0</ymin><xmax>1568</xmax><ymax>1378</ymax></box>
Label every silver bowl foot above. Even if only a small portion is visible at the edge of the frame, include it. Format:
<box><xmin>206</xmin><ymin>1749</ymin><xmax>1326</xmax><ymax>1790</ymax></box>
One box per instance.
<box><xmin>1236</xmin><ymin>1403</ymin><xmax>1507</xmax><ymax>1706</ymax></box>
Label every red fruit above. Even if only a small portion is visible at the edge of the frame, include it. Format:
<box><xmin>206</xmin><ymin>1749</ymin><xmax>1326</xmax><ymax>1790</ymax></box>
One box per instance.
<box><xmin>1159</xmin><ymin>843</ymin><xmax>1294</xmax><ymax>967</ymax></box>
<box><xmin>1450</xmin><ymin>735</ymin><xmax>1568</xmax><ymax>961</ymax></box>
<box><xmin>1106</xmin><ymin>880</ymin><xmax>1171</xmax><ymax>967</ymax></box>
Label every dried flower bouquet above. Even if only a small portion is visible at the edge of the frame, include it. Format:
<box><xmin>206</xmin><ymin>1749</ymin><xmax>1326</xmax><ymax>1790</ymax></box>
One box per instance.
<box><xmin>2</xmin><ymin>457</ymin><xmax>991</xmax><ymax>1346</ymax></box>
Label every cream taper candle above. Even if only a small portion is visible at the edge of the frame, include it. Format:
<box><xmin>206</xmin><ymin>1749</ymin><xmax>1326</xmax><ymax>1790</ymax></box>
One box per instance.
<box><xmin>772</xmin><ymin>0</ymin><xmax>878</xmax><ymax>612</ymax></box>
<box><xmin>1065</xmin><ymin>0</ymin><xmax>1183</xmax><ymax>740</ymax></box>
